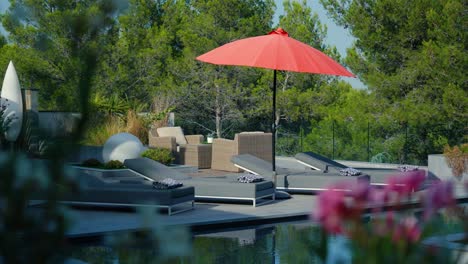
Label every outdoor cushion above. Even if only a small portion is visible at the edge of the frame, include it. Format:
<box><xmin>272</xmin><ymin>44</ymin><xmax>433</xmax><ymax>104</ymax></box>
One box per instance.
<box><xmin>230</xmin><ymin>154</ymin><xmax>290</xmax><ymax>176</ymax></box>
<box><xmin>156</xmin><ymin>126</ymin><xmax>187</xmax><ymax>145</ymax></box>
<box><xmin>124</xmin><ymin>158</ymin><xmax>191</xmax><ymax>181</ymax></box>
<box><xmin>124</xmin><ymin>158</ymin><xmax>275</xmax><ymax>206</ymax></box>
<box><xmin>295</xmin><ymin>152</ymin><xmax>347</xmax><ymax>171</ymax></box>
<box><xmin>231</xmin><ymin>154</ymin><xmax>371</xmax><ymax>193</ymax></box>
<box><xmin>294</xmin><ymin>152</ymin><xmax>412</xmax><ymax>186</ymax></box>
<box><xmin>55</xmin><ymin>167</ymin><xmax>195</xmax><ymax>215</ymax></box>
<box><xmin>182</xmin><ymin>176</ymin><xmax>274</xmax><ymax>198</ymax></box>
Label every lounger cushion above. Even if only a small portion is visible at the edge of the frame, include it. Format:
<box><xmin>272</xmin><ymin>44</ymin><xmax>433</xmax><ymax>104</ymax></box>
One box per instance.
<box><xmin>231</xmin><ymin>154</ymin><xmax>289</xmax><ymax>176</ymax></box>
<box><xmin>295</xmin><ymin>152</ymin><xmax>347</xmax><ymax>171</ymax></box>
<box><xmin>67</xmin><ymin>167</ymin><xmax>194</xmax><ymax>206</ymax></box>
<box><xmin>124</xmin><ymin>158</ymin><xmax>275</xmax><ymax>200</ymax></box>
<box><xmin>231</xmin><ymin>154</ymin><xmax>374</xmax><ymax>193</ymax></box>
<box><xmin>124</xmin><ymin>158</ymin><xmax>191</xmax><ymax>180</ymax></box>
<box><xmin>184</xmin><ymin>176</ymin><xmax>274</xmax><ymax>198</ymax></box>
<box><xmin>276</xmin><ymin>172</ymin><xmax>370</xmax><ymax>189</ymax></box>
<box><xmin>156</xmin><ymin>126</ymin><xmax>187</xmax><ymax>145</ymax></box>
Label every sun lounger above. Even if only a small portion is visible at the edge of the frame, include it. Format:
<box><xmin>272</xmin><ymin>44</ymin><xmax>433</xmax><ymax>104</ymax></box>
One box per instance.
<box><xmin>295</xmin><ymin>152</ymin><xmax>406</xmax><ymax>185</ymax></box>
<box><xmin>59</xmin><ymin>167</ymin><xmax>195</xmax><ymax>215</ymax></box>
<box><xmin>231</xmin><ymin>154</ymin><xmax>370</xmax><ymax>193</ymax></box>
<box><xmin>123</xmin><ymin>158</ymin><xmax>276</xmax><ymax>207</ymax></box>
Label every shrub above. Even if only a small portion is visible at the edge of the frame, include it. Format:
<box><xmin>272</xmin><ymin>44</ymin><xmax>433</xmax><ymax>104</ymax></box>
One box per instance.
<box><xmin>443</xmin><ymin>144</ymin><xmax>468</xmax><ymax>179</ymax></box>
<box><xmin>81</xmin><ymin>158</ymin><xmax>102</xmax><ymax>167</ymax></box>
<box><xmin>126</xmin><ymin>110</ymin><xmax>148</xmax><ymax>144</ymax></box>
<box><xmin>81</xmin><ymin>115</ymin><xmax>125</xmax><ymax>146</ymax></box>
<box><xmin>104</xmin><ymin>160</ymin><xmax>125</xmax><ymax>169</ymax></box>
<box><xmin>141</xmin><ymin>148</ymin><xmax>174</xmax><ymax>165</ymax></box>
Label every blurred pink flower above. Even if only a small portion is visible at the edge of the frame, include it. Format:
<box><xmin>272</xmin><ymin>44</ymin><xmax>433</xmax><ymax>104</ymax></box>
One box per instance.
<box><xmin>392</xmin><ymin>217</ymin><xmax>421</xmax><ymax>243</ymax></box>
<box><xmin>385</xmin><ymin>170</ymin><xmax>426</xmax><ymax>196</ymax></box>
<box><xmin>373</xmin><ymin>211</ymin><xmax>396</xmax><ymax>236</ymax></box>
<box><xmin>349</xmin><ymin>180</ymin><xmax>371</xmax><ymax>202</ymax></box>
<box><xmin>368</xmin><ymin>187</ymin><xmax>389</xmax><ymax>205</ymax></box>
<box><xmin>313</xmin><ymin>189</ymin><xmax>348</xmax><ymax>234</ymax></box>
<box><xmin>423</xmin><ymin>181</ymin><xmax>455</xmax><ymax>219</ymax></box>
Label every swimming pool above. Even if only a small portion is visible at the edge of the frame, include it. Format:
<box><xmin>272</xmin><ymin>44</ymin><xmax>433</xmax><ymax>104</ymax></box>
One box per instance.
<box><xmin>70</xmin><ymin>221</ymin><xmax>328</xmax><ymax>263</ymax></box>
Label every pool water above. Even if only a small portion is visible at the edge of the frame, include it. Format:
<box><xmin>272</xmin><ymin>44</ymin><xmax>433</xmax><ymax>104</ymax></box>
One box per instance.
<box><xmin>70</xmin><ymin>213</ymin><xmax>466</xmax><ymax>264</ymax></box>
<box><xmin>70</xmin><ymin>221</ymin><xmax>329</xmax><ymax>263</ymax></box>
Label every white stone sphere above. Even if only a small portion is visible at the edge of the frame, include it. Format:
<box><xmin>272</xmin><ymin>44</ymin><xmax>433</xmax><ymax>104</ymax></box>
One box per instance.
<box><xmin>102</xmin><ymin>133</ymin><xmax>144</xmax><ymax>163</ymax></box>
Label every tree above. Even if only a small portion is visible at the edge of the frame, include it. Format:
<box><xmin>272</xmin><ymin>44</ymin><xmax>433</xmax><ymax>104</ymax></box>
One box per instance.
<box><xmin>174</xmin><ymin>0</ymin><xmax>275</xmax><ymax>138</ymax></box>
<box><xmin>0</xmin><ymin>1</ymin><xmax>123</xmax><ymax>262</ymax></box>
<box><xmin>1</xmin><ymin>0</ymin><xmax>120</xmax><ymax>110</ymax></box>
<box><xmin>320</xmin><ymin>0</ymin><xmax>467</xmax><ymax>163</ymax></box>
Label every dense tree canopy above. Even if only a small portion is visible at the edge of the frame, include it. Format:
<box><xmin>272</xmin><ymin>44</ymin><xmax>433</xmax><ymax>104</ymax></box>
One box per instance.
<box><xmin>318</xmin><ymin>0</ymin><xmax>467</xmax><ymax>163</ymax></box>
<box><xmin>0</xmin><ymin>0</ymin><xmax>465</xmax><ymax>164</ymax></box>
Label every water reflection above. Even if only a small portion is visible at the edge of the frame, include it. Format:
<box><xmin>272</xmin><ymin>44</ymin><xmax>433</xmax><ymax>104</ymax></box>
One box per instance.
<box><xmin>71</xmin><ymin>221</ymin><xmax>328</xmax><ymax>263</ymax></box>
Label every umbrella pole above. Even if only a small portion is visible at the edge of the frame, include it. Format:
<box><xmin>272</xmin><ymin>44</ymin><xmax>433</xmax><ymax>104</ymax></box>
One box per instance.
<box><xmin>272</xmin><ymin>69</ymin><xmax>277</xmax><ymax>179</ymax></box>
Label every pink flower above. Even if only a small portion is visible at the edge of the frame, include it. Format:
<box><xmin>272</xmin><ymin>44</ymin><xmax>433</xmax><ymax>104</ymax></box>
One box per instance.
<box><xmin>423</xmin><ymin>181</ymin><xmax>455</xmax><ymax>219</ymax></box>
<box><xmin>313</xmin><ymin>180</ymin><xmax>373</xmax><ymax>234</ymax></box>
<box><xmin>373</xmin><ymin>211</ymin><xmax>396</xmax><ymax>236</ymax></box>
<box><xmin>392</xmin><ymin>217</ymin><xmax>421</xmax><ymax>243</ymax></box>
<box><xmin>368</xmin><ymin>187</ymin><xmax>389</xmax><ymax>205</ymax></box>
<box><xmin>326</xmin><ymin>179</ymin><xmax>371</xmax><ymax>202</ymax></box>
<box><xmin>313</xmin><ymin>189</ymin><xmax>348</xmax><ymax>234</ymax></box>
<box><xmin>385</xmin><ymin>170</ymin><xmax>426</xmax><ymax>196</ymax></box>
<box><xmin>349</xmin><ymin>180</ymin><xmax>371</xmax><ymax>202</ymax></box>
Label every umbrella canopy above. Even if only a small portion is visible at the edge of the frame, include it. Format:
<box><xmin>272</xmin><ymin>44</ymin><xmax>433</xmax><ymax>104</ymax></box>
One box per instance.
<box><xmin>196</xmin><ymin>28</ymin><xmax>354</xmax><ymax>176</ymax></box>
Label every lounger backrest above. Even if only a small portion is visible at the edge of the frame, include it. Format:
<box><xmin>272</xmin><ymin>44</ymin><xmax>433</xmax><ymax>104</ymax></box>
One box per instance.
<box><xmin>295</xmin><ymin>152</ymin><xmax>348</xmax><ymax>172</ymax></box>
<box><xmin>69</xmin><ymin>168</ymin><xmax>108</xmax><ymax>187</ymax></box>
<box><xmin>124</xmin><ymin>158</ymin><xmax>191</xmax><ymax>181</ymax></box>
<box><xmin>231</xmin><ymin>154</ymin><xmax>276</xmax><ymax>176</ymax></box>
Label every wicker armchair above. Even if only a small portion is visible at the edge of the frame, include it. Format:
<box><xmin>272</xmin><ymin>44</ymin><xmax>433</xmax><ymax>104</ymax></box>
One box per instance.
<box><xmin>211</xmin><ymin>132</ymin><xmax>272</xmax><ymax>172</ymax></box>
<box><xmin>148</xmin><ymin>126</ymin><xmax>205</xmax><ymax>166</ymax></box>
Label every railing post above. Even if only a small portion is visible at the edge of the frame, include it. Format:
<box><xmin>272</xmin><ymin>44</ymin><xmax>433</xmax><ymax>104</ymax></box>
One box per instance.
<box><xmin>367</xmin><ymin>121</ymin><xmax>370</xmax><ymax>162</ymax></box>
<box><xmin>332</xmin><ymin>120</ymin><xmax>335</xmax><ymax>160</ymax></box>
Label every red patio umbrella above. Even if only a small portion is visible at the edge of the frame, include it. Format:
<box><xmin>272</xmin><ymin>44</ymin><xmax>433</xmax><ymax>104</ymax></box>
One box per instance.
<box><xmin>196</xmin><ymin>28</ymin><xmax>354</xmax><ymax>177</ymax></box>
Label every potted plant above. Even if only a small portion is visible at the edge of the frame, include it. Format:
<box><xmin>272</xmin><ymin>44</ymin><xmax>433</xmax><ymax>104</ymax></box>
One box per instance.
<box><xmin>206</xmin><ymin>132</ymin><xmax>215</xmax><ymax>144</ymax></box>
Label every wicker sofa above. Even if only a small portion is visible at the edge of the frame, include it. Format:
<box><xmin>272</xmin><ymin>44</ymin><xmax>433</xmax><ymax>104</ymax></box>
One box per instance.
<box><xmin>148</xmin><ymin>126</ymin><xmax>211</xmax><ymax>168</ymax></box>
<box><xmin>211</xmin><ymin>132</ymin><xmax>272</xmax><ymax>172</ymax></box>
<box><xmin>148</xmin><ymin>126</ymin><xmax>204</xmax><ymax>153</ymax></box>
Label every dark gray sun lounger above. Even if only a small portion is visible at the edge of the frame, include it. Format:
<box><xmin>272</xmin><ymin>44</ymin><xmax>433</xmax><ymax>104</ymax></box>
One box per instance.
<box><xmin>59</xmin><ymin>167</ymin><xmax>195</xmax><ymax>215</ymax></box>
<box><xmin>123</xmin><ymin>158</ymin><xmax>275</xmax><ymax>207</ymax></box>
<box><xmin>295</xmin><ymin>152</ymin><xmax>404</xmax><ymax>185</ymax></box>
<box><xmin>231</xmin><ymin>154</ymin><xmax>370</xmax><ymax>193</ymax></box>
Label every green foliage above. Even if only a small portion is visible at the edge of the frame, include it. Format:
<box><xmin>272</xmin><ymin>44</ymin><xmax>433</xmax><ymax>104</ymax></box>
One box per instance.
<box><xmin>0</xmin><ymin>1</ymin><xmax>124</xmax><ymax>262</ymax></box>
<box><xmin>81</xmin><ymin>115</ymin><xmax>126</xmax><ymax>146</ymax></box>
<box><xmin>319</xmin><ymin>0</ymin><xmax>467</xmax><ymax>163</ymax></box>
<box><xmin>1</xmin><ymin>0</ymin><xmax>123</xmax><ymax>110</ymax></box>
<box><xmin>1</xmin><ymin>0</ymin><xmax>464</xmax><ymax>167</ymax></box>
<box><xmin>91</xmin><ymin>93</ymin><xmax>132</xmax><ymax>117</ymax></box>
<box><xmin>0</xmin><ymin>35</ymin><xmax>6</xmax><ymax>47</ymax></box>
<box><xmin>0</xmin><ymin>96</ymin><xmax>13</xmax><ymax>148</ymax></box>
<box><xmin>104</xmin><ymin>160</ymin><xmax>125</xmax><ymax>169</ymax></box>
<box><xmin>141</xmin><ymin>147</ymin><xmax>174</xmax><ymax>165</ymax></box>
<box><xmin>82</xmin><ymin>158</ymin><xmax>103</xmax><ymax>167</ymax></box>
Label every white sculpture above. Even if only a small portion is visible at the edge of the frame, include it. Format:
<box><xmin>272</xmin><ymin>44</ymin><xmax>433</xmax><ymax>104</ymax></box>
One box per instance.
<box><xmin>1</xmin><ymin>61</ymin><xmax>23</xmax><ymax>142</ymax></box>
<box><xmin>102</xmin><ymin>132</ymin><xmax>145</xmax><ymax>163</ymax></box>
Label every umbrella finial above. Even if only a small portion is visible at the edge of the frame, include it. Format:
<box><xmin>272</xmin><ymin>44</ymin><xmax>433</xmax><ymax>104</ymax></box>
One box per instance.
<box><xmin>269</xmin><ymin>28</ymin><xmax>289</xmax><ymax>37</ymax></box>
